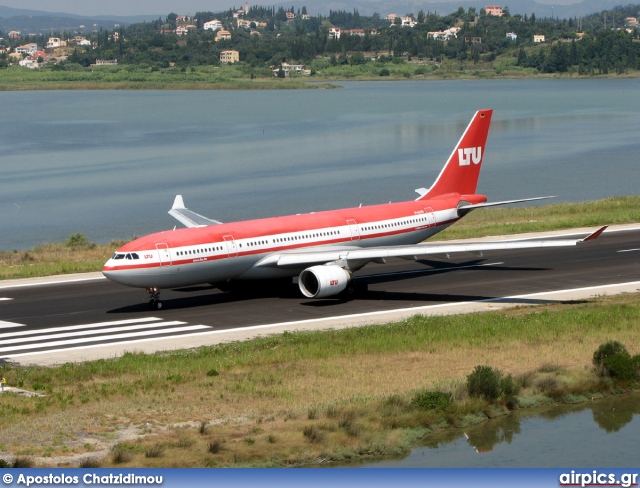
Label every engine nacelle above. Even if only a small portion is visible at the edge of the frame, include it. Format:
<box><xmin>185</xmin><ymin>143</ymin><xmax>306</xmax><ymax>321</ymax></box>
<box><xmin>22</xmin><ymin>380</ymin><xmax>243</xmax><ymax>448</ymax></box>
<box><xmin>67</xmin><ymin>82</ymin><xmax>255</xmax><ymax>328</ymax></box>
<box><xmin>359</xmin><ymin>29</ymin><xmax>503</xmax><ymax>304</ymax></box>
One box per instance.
<box><xmin>298</xmin><ymin>265</ymin><xmax>351</xmax><ymax>298</ymax></box>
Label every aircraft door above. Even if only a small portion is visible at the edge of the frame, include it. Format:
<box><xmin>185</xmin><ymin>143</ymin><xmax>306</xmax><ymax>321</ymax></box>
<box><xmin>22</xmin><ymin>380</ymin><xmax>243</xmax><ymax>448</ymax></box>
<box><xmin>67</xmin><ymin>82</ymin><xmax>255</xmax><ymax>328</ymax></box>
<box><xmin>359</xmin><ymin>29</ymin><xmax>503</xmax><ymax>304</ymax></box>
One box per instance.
<box><xmin>223</xmin><ymin>235</ymin><xmax>238</xmax><ymax>257</ymax></box>
<box><xmin>155</xmin><ymin>243</ymin><xmax>172</xmax><ymax>266</ymax></box>
<box><xmin>346</xmin><ymin>219</ymin><xmax>360</xmax><ymax>241</ymax></box>
<box><xmin>424</xmin><ymin>207</ymin><xmax>436</xmax><ymax>227</ymax></box>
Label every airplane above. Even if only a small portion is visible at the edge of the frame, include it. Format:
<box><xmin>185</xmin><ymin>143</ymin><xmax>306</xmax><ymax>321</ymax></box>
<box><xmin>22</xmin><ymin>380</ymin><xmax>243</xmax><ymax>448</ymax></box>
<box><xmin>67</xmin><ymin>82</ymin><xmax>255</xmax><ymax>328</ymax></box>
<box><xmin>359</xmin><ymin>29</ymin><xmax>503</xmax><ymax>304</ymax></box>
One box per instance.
<box><xmin>102</xmin><ymin>109</ymin><xmax>606</xmax><ymax>310</ymax></box>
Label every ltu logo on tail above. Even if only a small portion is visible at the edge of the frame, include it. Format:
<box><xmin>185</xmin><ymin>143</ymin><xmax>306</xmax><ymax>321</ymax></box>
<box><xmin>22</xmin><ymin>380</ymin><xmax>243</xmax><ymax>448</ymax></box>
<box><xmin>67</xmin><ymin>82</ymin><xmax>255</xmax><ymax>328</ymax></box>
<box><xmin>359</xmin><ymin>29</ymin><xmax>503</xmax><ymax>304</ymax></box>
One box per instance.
<box><xmin>458</xmin><ymin>147</ymin><xmax>482</xmax><ymax>166</ymax></box>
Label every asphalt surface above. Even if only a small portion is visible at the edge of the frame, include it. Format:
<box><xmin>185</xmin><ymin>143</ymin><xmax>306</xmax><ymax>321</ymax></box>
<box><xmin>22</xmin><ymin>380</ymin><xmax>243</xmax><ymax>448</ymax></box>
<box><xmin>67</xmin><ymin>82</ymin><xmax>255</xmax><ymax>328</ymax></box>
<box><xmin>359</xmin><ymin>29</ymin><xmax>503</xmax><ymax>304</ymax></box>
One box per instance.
<box><xmin>1</xmin><ymin>226</ymin><xmax>639</xmax><ymax>366</ymax></box>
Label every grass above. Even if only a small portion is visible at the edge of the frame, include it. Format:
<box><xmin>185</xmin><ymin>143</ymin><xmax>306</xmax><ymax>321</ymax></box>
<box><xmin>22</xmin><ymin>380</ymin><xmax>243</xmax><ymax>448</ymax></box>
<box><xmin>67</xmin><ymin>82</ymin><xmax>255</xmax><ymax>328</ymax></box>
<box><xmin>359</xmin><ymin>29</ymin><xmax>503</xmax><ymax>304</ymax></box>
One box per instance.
<box><xmin>1</xmin><ymin>196</ymin><xmax>638</xmax><ymax>281</ymax></box>
<box><xmin>0</xmin><ymin>65</ymin><xmax>341</xmax><ymax>91</ymax></box>
<box><xmin>0</xmin><ymin>292</ymin><xmax>638</xmax><ymax>466</ymax></box>
<box><xmin>2</xmin><ymin>58</ymin><xmax>638</xmax><ymax>91</ymax></box>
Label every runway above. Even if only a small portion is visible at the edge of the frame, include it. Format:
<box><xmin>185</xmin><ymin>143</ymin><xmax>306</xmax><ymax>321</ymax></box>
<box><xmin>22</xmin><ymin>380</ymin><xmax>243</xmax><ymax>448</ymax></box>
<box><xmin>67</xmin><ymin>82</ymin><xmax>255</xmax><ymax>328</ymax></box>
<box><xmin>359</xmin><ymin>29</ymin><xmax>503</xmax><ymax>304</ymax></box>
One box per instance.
<box><xmin>1</xmin><ymin>225</ymin><xmax>638</xmax><ymax>366</ymax></box>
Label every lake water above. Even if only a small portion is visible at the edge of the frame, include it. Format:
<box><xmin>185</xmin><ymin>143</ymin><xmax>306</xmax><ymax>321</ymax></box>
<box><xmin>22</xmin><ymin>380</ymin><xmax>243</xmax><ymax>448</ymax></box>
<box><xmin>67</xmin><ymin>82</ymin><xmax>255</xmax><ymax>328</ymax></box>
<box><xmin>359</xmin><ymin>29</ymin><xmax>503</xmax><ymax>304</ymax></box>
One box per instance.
<box><xmin>359</xmin><ymin>392</ymin><xmax>640</xmax><ymax>467</ymax></box>
<box><xmin>1</xmin><ymin>79</ymin><xmax>639</xmax><ymax>250</ymax></box>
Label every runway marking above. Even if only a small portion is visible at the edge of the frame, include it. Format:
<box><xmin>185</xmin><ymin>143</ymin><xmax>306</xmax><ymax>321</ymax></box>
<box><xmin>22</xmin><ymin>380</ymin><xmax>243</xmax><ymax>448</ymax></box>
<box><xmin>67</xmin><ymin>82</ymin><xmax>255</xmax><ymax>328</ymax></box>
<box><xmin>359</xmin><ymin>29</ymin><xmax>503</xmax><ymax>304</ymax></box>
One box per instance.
<box><xmin>0</xmin><ymin>298</ymin><xmax>13</xmax><ymax>301</ymax></box>
<box><xmin>0</xmin><ymin>317</ymin><xmax>162</xmax><ymax>340</ymax></box>
<box><xmin>0</xmin><ymin>321</ymin><xmax>189</xmax><ymax>345</ymax></box>
<box><xmin>0</xmin><ymin>320</ymin><xmax>25</xmax><ymax>328</ymax></box>
<box><xmin>4</xmin><ymin>327</ymin><xmax>213</xmax><ymax>359</ymax></box>
<box><xmin>0</xmin><ymin>324</ymin><xmax>211</xmax><ymax>354</ymax></box>
<box><xmin>618</xmin><ymin>248</ymin><xmax>640</xmax><ymax>253</ymax></box>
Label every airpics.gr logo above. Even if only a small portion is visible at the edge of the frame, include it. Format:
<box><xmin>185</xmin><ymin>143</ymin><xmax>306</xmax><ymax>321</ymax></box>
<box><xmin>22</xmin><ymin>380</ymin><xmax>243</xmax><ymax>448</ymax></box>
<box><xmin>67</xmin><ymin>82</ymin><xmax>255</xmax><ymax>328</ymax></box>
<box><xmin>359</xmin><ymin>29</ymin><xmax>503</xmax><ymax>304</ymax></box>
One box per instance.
<box><xmin>458</xmin><ymin>147</ymin><xmax>482</xmax><ymax>166</ymax></box>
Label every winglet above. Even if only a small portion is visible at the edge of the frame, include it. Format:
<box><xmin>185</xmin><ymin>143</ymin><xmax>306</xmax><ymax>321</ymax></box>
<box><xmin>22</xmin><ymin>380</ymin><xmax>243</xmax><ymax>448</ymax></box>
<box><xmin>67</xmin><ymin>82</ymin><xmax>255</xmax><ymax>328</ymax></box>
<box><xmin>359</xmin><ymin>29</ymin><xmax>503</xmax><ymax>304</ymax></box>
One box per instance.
<box><xmin>168</xmin><ymin>195</ymin><xmax>223</xmax><ymax>228</ymax></box>
<box><xmin>581</xmin><ymin>225</ymin><xmax>608</xmax><ymax>242</ymax></box>
<box><xmin>172</xmin><ymin>195</ymin><xmax>186</xmax><ymax>210</ymax></box>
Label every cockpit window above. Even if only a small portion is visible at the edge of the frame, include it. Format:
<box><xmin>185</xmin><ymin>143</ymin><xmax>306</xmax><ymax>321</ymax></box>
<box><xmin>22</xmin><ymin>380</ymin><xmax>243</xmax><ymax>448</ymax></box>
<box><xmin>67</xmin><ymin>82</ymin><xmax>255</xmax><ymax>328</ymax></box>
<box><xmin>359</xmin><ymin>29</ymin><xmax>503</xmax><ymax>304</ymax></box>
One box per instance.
<box><xmin>113</xmin><ymin>253</ymin><xmax>125</xmax><ymax>260</ymax></box>
<box><xmin>131</xmin><ymin>253</ymin><xmax>139</xmax><ymax>259</ymax></box>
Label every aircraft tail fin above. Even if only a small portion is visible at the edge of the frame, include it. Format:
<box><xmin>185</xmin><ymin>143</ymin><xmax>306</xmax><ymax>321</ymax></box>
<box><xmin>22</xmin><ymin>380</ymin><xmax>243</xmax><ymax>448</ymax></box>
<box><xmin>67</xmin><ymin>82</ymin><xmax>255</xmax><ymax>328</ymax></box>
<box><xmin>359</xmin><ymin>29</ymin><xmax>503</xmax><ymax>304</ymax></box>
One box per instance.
<box><xmin>416</xmin><ymin>109</ymin><xmax>493</xmax><ymax>200</ymax></box>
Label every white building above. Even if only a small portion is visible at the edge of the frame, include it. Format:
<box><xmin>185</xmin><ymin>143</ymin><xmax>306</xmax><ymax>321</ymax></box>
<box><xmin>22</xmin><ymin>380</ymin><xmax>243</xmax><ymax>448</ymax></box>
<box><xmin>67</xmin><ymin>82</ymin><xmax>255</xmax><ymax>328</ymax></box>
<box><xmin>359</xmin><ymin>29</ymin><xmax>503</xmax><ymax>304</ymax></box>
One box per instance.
<box><xmin>15</xmin><ymin>43</ymin><xmax>38</xmax><ymax>55</ymax></box>
<box><xmin>204</xmin><ymin>20</ymin><xmax>223</xmax><ymax>31</ymax></box>
<box><xmin>401</xmin><ymin>16</ymin><xmax>417</xmax><ymax>27</ymax></box>
<box><xmin>19</xmin><ymin>57</ymin><xmax>40</xmax><ymax>68</ymax></box>
<box><xmin>46</xmin><ymin>37</ymin><xmax>65</xmax><ymax>48</ymax></box>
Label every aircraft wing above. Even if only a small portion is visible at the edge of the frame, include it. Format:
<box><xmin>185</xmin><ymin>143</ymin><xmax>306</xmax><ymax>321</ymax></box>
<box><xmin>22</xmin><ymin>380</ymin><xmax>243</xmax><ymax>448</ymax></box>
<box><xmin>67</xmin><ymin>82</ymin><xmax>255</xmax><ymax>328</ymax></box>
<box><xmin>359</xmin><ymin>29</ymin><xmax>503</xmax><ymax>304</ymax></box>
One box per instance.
<box><xmin>168</xmin><ymin>195</ymin><xmax>223</xmax><ymax>228</ymax></box>
<box><xmin>256</xmin><ymin>226</ymin><xmax>607</xmax><ymax>268</ymax></box>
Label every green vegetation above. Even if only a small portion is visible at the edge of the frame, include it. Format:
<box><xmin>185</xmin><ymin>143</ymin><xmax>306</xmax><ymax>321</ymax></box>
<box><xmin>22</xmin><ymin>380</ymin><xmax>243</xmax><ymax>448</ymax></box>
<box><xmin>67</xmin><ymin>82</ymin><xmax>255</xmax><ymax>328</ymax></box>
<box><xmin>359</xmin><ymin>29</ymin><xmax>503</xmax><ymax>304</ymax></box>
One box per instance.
<box><xmin>1</xmin><ymin>4</ymin><xmax>640</xmax><ymax>89</ymax></box>
<box><xmin>0</xmin><ymin>234</ymin><xmax>123</xmax><ymax>280</ymax></box>
<box><xmin>1</xmin><ymin>196</ymin><xmax>637</xmax><ymax>281</ymax></box>
<box><xmin>0</xmin><ymin>292</ymin><xmax>638</xmax><ymax>466</ymax></box>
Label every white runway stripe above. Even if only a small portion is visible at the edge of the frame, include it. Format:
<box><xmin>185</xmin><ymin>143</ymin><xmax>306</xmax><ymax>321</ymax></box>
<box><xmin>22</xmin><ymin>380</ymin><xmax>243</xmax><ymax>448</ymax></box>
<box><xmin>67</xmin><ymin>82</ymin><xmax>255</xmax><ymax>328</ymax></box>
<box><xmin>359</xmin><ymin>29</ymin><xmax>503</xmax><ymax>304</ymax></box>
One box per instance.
<box><xmin>0</xmin><ymin>321</ymin><xmax>188</xmax><ymax>345</ymax></box>
<box><xmin>0</xmin><ymin>317</ymin><xmax>162</xmax><ymax>340</ymax></box>
<box><xmin>0</xmin><ymin>320</ymin><xmax>25</xmax><ymax>328</ymax></box>
<box><xmin>0</xmin><ymin>324</ymin><xmax>211</xmax><ymax>354</ymax></box>
<box><xmin>0</xmin><ymin>298</ymin><xmax>13</xmax><ymax>301</ymax></box>
<box><xmin>5</xmin><ymin>327</ymin><xmax>214</xmax><ymax>358</ymax></box>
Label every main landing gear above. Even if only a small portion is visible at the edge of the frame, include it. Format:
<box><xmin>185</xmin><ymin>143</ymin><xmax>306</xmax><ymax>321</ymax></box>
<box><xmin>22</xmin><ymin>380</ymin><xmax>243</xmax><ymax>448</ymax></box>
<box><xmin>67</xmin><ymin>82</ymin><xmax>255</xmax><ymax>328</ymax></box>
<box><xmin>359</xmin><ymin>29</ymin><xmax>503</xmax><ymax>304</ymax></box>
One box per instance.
<box><xmin>146</xmin><ymin>287</ymin><xmax>163</xmax><ymax>310</ymax></box>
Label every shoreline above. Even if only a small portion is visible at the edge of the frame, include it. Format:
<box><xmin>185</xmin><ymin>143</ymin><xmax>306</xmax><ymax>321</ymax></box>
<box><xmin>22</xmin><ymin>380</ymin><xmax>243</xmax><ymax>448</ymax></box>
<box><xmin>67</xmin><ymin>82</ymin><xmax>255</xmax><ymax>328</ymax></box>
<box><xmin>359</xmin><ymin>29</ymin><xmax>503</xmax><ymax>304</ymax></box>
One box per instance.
<box><xmin>1</xmin><ymin>70</ymin><xmax>639</xmax><ymax>92</ymax></box>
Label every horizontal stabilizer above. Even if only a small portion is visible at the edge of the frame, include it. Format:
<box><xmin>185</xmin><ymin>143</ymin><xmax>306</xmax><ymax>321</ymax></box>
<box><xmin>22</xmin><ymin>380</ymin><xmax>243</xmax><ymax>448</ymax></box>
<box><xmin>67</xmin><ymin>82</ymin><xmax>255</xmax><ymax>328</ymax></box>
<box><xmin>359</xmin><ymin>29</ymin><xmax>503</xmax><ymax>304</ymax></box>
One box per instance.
<box><xmin>168</xmin><ymin>195</ymin><xmax>223</xmax><ymax>228</ymax></box>
<box><xmin>457</xmin><ymin>196</ymin><xmax>555</xmax><ymax>216</ymax></box>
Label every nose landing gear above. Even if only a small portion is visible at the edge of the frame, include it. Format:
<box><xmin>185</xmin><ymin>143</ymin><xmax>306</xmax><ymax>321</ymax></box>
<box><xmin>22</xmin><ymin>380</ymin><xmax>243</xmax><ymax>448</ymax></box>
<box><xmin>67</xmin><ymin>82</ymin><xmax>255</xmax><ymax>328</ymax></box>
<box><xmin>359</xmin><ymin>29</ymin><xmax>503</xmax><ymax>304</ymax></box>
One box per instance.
<box><xmin>146</xmin><ymin>288</ymin><xmax>163</xmax><ymax>310</ymax></box>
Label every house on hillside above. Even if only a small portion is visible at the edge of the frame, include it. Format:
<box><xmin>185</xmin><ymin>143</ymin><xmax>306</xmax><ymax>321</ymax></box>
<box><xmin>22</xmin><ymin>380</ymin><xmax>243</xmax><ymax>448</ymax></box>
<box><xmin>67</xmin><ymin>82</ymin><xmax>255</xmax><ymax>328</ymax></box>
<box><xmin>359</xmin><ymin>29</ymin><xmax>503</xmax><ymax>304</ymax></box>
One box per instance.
<box><xmin>533</xmin><ymin>34</ymin><xmax>545</xmax><ymax>43</ymax></box>
<box><xmin>485</xmin><ymin>5</ymin><xmax>504</xmax><ymax>16</ymax></box>
<box><xmin>215</xmin><ymin>30</ymin><xmax>232</xmax><ymax>41</ymax></box>
<box><xmin>15</xmin><ymin>43</ymin><xmax>38</xmax><ymax>55</ymax></box>
<box><xmin>401</xmin><ymin>16</ymin><xmax>417</xmax><ymax>27</ymax></box>
<box><xmin>46</xmin><ymin>37</ymin><xmax>66</xmax><ymax>48</ymax></box>
<box><xmin>506</xmin><ymin>32</ymin><xmax>517</xmax><ymax>40</ymax></box>
<box><xmin>19</xmin><ymin>56</ymin><xmax>40</xmax><ymax>69</ymax></box>
<box><xmin>176</xmin><ymin>25</ymin><xmax>197</xmax><ymax>36</ymax></box>
<box><xmin>220</xmin><ymin>50</ymin><xmax>240</xmax><ymax>63</ymax></box>
<box><xmin>204</xmin><ymin>20</ymin><xmax>223</xmax><ymax>31</ymax></box>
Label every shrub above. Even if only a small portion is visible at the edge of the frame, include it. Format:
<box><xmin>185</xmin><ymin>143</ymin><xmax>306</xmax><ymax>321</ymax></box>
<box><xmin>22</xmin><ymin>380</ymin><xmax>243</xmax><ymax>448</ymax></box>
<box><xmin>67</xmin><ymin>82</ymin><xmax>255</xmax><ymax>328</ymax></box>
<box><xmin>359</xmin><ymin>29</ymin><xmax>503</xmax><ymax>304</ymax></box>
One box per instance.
<box><xmin>467</xmin><ymin>365</ymin><xmax>503</xmax><ymax>401</ymax></box>
<box><xmin>593</xmin><ymin>341</ymin><xmax>628</xmax><ymax>367</ymax></box>
<box><xmin>208</xmin><ymin>439</ymin><xmax>223</xmax><ymax>454</ymax></box>
<box><xmin>379</xmin><ymin>68</ymin><xmax>390</xmax><ymax>76</ymax></box>
<box><xmin>64</xmin><ymin>232</ymin><xmax>93</xmax><ymax>249</ymax></box>
<box><xmin>0</xmin><ymin>459</ymin><xmax>10</xmax><ymax>468</ymax></box>
<box><xmin>602</xmin><ymin>353</ymin><xmax>636</xmax><ymax>381</ymax></box>
<box><xmin>144</xmin><ymin>444</ymin><xmax>164</xmax><ymax>458</ymax></box>
<box><xmin>12</xmin><ymin>456</ymin><xmax>34</xmax><ymax>468</ymax></box>
<box><xmin>411</xmin><ymin>390</ymin><xmax>451</xmax><ymax>411</ymax></box>
<box><xmin>206</xmin><ymin>369</ymin><xmax>219</xmax><ymax>377</ymax></box>
<box><xmin>78</xmin><ymin>457</ymin><xmax>101</xmax><ymax>468</ymax></box>
<box><xmin>302</xmin><ymin>425</ymin><xmax>325</xmax><ymax>443</ymax></box>
<box><xmin>501</xmin><ymin>374</ymin><xmax>521</xmax><ymax>397</ymax></box>
<box><xmin>110</xmin><ymin>446</ymin><xmax>132</xmax><ymax>464</ymax></box>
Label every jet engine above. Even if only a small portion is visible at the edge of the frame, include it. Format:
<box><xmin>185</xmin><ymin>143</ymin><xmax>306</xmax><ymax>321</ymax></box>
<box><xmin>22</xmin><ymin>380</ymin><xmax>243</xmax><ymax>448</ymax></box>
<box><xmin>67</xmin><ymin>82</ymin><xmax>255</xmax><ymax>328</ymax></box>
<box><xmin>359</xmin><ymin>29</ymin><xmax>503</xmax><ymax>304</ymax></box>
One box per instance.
<box><xmin>298</xmin><ymin>265</ymin><xmax>351</xmax><ymax>298</ymax></box>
